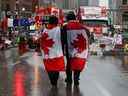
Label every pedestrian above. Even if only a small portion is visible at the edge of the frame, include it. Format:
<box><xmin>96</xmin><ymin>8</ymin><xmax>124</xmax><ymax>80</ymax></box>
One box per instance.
<box><xmin>62</xmin><ymin>11</ymin><xmax>89</xmax><ymax>86</ymax></box>
<box><xmin>18</xmin><ymin>36</ymin><xmax>28</xmax><ymax>55</ymax></box>
<box><xmin>35</xmin><ymin>37</ymin><xmax>42</xmax><ymax>55</ymax></box>
<box><xmin>40</xmin><ymin>15</ymin><xmax>65</xmax><ymax>88</ymax></box>
<box><xmin>113</xmin><ymin>31</ymin><xmax>123</xmax><ymax>50</ymax></box>
<box><xmin>90</xmin><ymin>32</ymin><xmax>95</xmax><ymax>45</ymax></box>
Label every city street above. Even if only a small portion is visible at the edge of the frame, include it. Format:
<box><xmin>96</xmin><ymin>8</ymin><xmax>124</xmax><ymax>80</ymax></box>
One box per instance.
<box><xmin>0</xmin><ymin>0</ymin><xmax>128</xmax><ymax>96</ymax></box>
<box><xmin>0</xmin><ymin>48</ymin><xmax>128</xmax><ymax>96</ymax></box>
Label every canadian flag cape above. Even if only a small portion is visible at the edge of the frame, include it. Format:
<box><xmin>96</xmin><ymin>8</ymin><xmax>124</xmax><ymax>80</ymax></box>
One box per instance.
<box><xmin>66</xmin><ymin>21</ymin><xmax>88</xmax><ymax>71</ymax></box>
<box><xmin>40</xmin><ymin>26</ymin><xmax>65</xmax><ymax>71</ymax></box>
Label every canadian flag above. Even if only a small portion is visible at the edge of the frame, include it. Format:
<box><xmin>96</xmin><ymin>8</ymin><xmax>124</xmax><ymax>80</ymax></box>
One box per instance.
<box><xmin>40</xmin><ymin>26</ymin><xmax>65</xmax><ymax>71</ymax></box>
<box><xmin>67</xmin><ymin>21</ymin><xmax>88</xmax><ymax>71</ymax></box>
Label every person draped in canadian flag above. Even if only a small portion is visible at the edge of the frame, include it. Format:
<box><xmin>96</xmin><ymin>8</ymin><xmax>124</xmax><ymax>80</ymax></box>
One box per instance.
<box><xmin>62</xmin><ymin>11</ymin><xmax>89</xmax><ymax>86</ymax></box>
<box><xmin>40</xmin><ymin>16</ymin><xmax>65</xmax><ymax>88</ymax></box>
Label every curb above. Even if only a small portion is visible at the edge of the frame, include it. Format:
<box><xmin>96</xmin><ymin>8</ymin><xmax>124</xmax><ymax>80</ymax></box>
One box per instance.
<box><xmin>89</xmin><ymin>51</ymin><xmax>117</xmax><ymax>56</ymax></box>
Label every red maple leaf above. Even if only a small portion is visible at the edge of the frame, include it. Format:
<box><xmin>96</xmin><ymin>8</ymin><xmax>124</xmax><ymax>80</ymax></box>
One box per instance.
<box><xmin>71</xmin><ymin>34</ymin><xmax>86</xmax><ymax>53</ymax></box>
<box><xmin>41</xmin><ymin>32</ymin><xmax>54</xmax><ymax>55</ymax></box>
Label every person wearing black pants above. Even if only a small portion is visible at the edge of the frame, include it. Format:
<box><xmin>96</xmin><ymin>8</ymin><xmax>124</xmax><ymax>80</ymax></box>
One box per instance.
<box><xmin>62</xmin><ymin>24</ymin><xmax>81</xmax><ymax>86</ymax></box>
<box><xmin>40</xmin><ymin>16</ymin><xmax>65</xmax><ymax>88</ymax></box>
<box><xmin>61</xmin><ymin>11</ymin><xmax>89</xmax><ymax>86</ymax></box>
<box><xmin>65</xmin><ymin>59</ymin><xmax>81</xmax><ymax>85</ymax></box>
<box><xmin>48</xmin><ymin>72</ymin><xmax>59</xmax><ymax>87</ymax></box>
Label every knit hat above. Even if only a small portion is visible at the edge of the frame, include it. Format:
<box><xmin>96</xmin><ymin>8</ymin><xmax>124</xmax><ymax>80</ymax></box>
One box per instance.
<box><xmin>66</xmin><ymin>11</ymin><xmax>76</xmax><ymax>21</ymax></box>
<box><xmin>48</xmin><ymin>15</ymin><xmax>58</xmax><ymax>25</ymax></box>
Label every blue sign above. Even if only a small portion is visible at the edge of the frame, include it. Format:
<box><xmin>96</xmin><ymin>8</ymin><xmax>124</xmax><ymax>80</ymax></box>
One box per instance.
<box><xmin>13</xmin><ymin>19</ymin><xmax>19</xmax><ymax>26</ymax></box>
<box><xmin>20</xmin><ymin>18</ymin><xmax>30</xmax><ymax>26</ymax></box>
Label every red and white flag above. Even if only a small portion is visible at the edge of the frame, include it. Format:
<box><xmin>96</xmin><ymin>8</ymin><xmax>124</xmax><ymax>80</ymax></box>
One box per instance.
<box><xmin>40</xmin><ymin>26</ymin><xmax>65</xmax><ymax>71</ymax></box>
<box><xmin>67</xmin><ymin>22</ymin><xmax>89</xmax><ymax>71</ymax></box>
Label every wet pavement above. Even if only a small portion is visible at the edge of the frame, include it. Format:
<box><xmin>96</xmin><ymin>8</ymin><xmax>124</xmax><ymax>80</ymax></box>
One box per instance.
<box><xmin>0</xmin><ymin>48</ymin><xmax>128</xmax><ymax>96</ymax></box>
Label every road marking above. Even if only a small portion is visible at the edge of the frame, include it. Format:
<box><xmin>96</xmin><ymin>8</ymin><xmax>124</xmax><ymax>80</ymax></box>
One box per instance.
<box><xmin>94</xmin><ymin>80</ymin><xmax>112</xmax><ymax>96</ymax></box>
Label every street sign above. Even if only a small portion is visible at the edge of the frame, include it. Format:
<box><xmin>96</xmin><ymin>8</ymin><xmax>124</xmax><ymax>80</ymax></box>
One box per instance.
<box><xmin>20</xmin><ymin>18</ymin><xmax>30</xmax><ymax>26</ymax></box>
<box><xmin>13</xmin><ymin>19</ymin><xmax>19</xmax><ymax>26</ymax></box>
<box><xmin>114</xmin><ymin>25</ymin><xmax>121</xmax><ymax>29</ymax></box>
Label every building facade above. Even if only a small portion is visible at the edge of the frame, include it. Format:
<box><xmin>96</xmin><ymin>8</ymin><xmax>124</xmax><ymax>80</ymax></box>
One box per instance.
<box><xmin>62</xmin><ymin>0</ymin><xmax>79</xmax><ymax>9</ymax></box>
<box><xmin>15</xmin><ymin>0</ymin><xmax>33</xmax><ymax>11</ymax></box>
<box><xmin>108</xmin><ymin>0</ymin><xmax>119</xmax><ymax>25</ymax></box>
<box><xmin>63</xmin><ymin>0</ymin><xmax>69</xmax><ymax>9</ymax></box>
<box><xmin>0</xmin><ymin>0</ymin><xmax>15</xmax><ymax>18</ymax></box>
<box><xmin>1</xmin><ymin>0</ymin><xmax>14</xmax><ymax>11</ymax></box>
<box><xmin>14</xmin><ymin>0</ymin><xmax>34</xmax><ymax>17</ymax></box>
<box><xmin>119</xmin><ymin>0</ymin><xmax>128</xmax><ymax>30</ymax></box>
<box><xmin>78</xmin><ymin>0</ymin><xmax>89</xmax><ymax>6</ymax></box>
<box><xmin>0</xmin><ymin>0</ymin><xmax>33</xmax><ymax>18</ymax></box>
<box><xmin>0</xmin><ymin>0</ymin><xmax>1</xmax><ymax>20</ymax></box>
<box><xmin>109</xmin><ymin>0</ymin><xmax>128</xmax><ymax>30</ymax></box>
<box><xmin>0</xmin><ymin>0</ymin><xmax>32</xmax><ymax>12</ymax></box>
<box><xmin>89</xmin><ymin>0</ymin><xmax>99</xmax><ymax>6</ymax></box>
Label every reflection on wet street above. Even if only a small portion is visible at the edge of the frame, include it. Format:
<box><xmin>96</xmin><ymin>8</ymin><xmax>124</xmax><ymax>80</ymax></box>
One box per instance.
<box><xmin>0</xmin><ymin>48</ymin><xmax>128</xmax><ymax>96</ymax></box>
<box><xmin>12</xmin><ymin>61</ymin><xmax>32</xmax><ymax>96</ymax></box>
<box><xmin>0</xmin><ymin>51</ymin><xmax>10</xmax><ymax>96</ymax></box>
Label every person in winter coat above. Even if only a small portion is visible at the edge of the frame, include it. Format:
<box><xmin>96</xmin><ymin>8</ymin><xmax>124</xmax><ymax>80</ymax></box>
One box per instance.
<box><xmin>61</xmin><ymin>11</ymin><xmax>89</xmax><ymax>86</ymax></box>
<box><xmin>40</xmin><ymin>16</ymin><xmax>65</xmax><ymax>88</ymax></box>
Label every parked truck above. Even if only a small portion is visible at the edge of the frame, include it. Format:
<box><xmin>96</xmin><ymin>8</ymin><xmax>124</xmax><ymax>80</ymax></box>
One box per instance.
<box><xmin>76</xmin><ymin>6</ymin><xmax>109</xmax><ymax>36</ymax></box>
